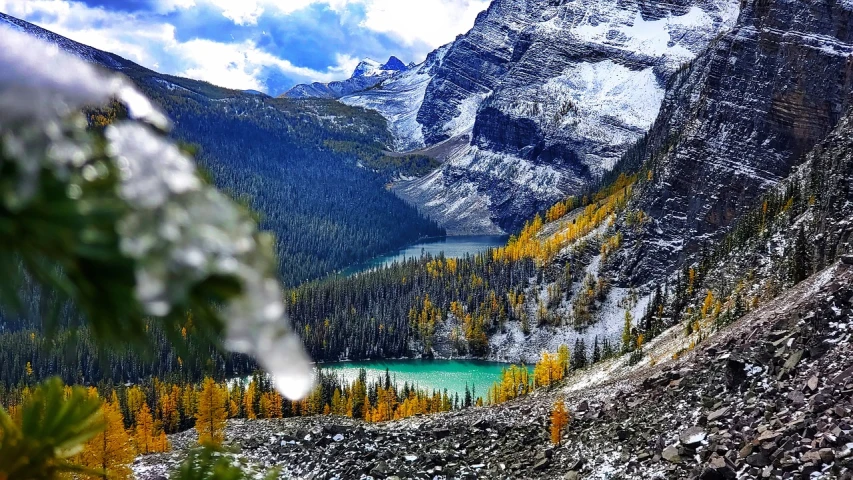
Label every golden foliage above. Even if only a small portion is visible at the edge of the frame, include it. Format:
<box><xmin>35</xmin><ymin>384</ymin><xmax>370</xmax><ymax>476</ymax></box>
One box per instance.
<box><xmin>550</xmin><ymin>400</ymin><xmax>569</xmax><ymax>445</ymax></box>
<box><xmin>195</xmin><ymin>378</ymin><xmax>227</xmax><ymax>446</ymax></box>
<box><xmin>533</xmin><ymin>352</ymin><xmax>563</xmax><ymax>388</ymax></box>
<box><xmin>244</xmin><ymin>380</ymin><xmax>257</xmax><ymax>420</ymax></box>
<box><xmin>493</xmin><ymin>174</ymin><xmax>636</xmax><ymax>265</ymax></box>
<box><xmin>79</xmin><ymin>400</ymin><xmax>135</xmax><ymax>479</ymax></box>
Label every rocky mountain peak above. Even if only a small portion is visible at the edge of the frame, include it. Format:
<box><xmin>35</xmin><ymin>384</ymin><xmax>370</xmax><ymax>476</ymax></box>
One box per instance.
<box><xmin>352</xmin><ymin>56</ymin><xmax>409</xmax><ymax>78</ymax></box>
<box><xmin>352</xmin><ymin>58</ymin><xmax>381</xmax><ymax>78</ymax></box>
<box><xmin>381</xmin><ymin>56</ymin><xmax>407</xmax><ymax>72</ymax></box>
<box><xmin>283</xmin><ymin>55</ymin><xmax>409</xmax><ymax>99</ymax></box>
<box><xmin>346</xmin><ymin>0</ymin><xmax>742</xmax><ymax>234</ymax></box>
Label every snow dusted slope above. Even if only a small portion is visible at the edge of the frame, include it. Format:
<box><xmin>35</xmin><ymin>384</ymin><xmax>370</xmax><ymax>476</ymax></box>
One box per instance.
<box><xmin>345</xmin><ymin>0</ymin><xmax>741</xmax><ymax>234</ymax></box>
<box><xmin>341</xmin><ymin>46</ymin><xmax>450</xmax><ymax>152</ymax></box>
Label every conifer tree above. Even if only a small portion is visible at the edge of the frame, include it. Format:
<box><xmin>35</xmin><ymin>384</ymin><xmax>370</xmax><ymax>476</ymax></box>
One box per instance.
<box><xmin>81</xmin><ymin>399</ymin><xmax>135</xmax><ymax>479</ymax></box>
<box><xmin>244</xmin><ymin>380</ymin><xmax>257</xmax><ymax>420</ymax></box>
<box><xmin>195</xmin><ymin>378</ymin><xmax>227</xmax><ymax>446</ymax></box>
<box><xmin>550</xmin><ymin>400</ymin><xmax>569</xmax><ymax>445</ymax></box>
<box><xmin>592</xmin><ymin>336</ymin><xmax>601</xmax><ymax>364</ymax></box>
<box><xmin>621</xmin><ymin>310</ymin><xmax>634</xmax><ymax>353</ymax></box>
<box><xmin>572</xmin><ymin>338</ymin><xmax>588</xmax><ymax>370</ymax></box>
<box><xmin>134</xmin><ymin>402</ymin><xmax>156</xmax><ymax>455</ymax></box>
<box><xmin>602</xmin><ymin>338</ymin><xmax>615</xmax><ymax>359</ymax></box>
<box><xmin>791</xmin><ymin>226</ymin><xmax>809</xmax><ymax>283</ymax></box>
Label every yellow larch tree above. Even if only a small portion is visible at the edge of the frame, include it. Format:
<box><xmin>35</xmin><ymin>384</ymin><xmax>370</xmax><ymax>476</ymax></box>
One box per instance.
<box><xmin>268</xmin><ymin>390</ymin><xmax>284</xmax><ymax>418</ymax></box>
<box><xmin>533</xmin><ymin>352</ymin><xmax>563</xmax><ymax>388</ymax></box>
<box><xmin>195</xmin><ymin>377</ymin><xmax>227</xmax><ymax>446</ymax></box>
<box><xmin>259</xmin><ymin>393</ymin><xmax>271</xmax><ymax>419</ymax></box>
<box><xmin>550</xmin><ymin>400</ymin><xmax>569</xmax><ymax>445</ymax></box>
<box><xmin>181</xmin><ymin>384</ymin><xmax>196</xmax><ymax>422</ymax></box>
<box><xmin>158</xmin><ymin>388</ymin><xmax>179</xmax><ymax>433</ymax></box>
<box><xmin>259</xmin><ymin>391</ymin><xmax>283</xmax><ymax>419</ymax></box>
<box><xmin>244</xmin><ymin>380</ymin><xmax>257</xmax><ymax>419</ymax></box>
<box><xmin>228</xmin><ymin>382</ymin><xmax>242</xmax><ymax>418</ymax></box>
<box><xmin>124</xmin><ymin>386</ymin><xmax>146</xmax><ymax>425</ymax></box>
<box><xmin>133</xmin><ymin>402</ymin><xmax>155</xmax><ymax>455</ymax></box>
<box><xmin>81</xmin><ymin>399</ymin><xmax>136</xmax><ymax>479</ymax></box>
<box><xmin>557</xmin><ymin>344</ymin><xmax>570</xmax><ymax>377</ymax></box>
<box><xmin>701</xmin><ymin>290</ymin><xmax>715</xmax><ymax>318</ymax></box>
<box><xmin>331</xmin><ymin>388</ymin><xmax>344</xmax><ymax>415</ymax></box>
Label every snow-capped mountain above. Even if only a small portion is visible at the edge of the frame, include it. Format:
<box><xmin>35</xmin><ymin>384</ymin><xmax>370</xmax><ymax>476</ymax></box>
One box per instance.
<box><xmin>282</xmin><ymin>56</ymin><xmax>410</xmax><ymax>100</ymax></box>
<box><xmin>341</xmin><ymin>46</ymin><xmax>452</xmax><ymax>152</ymax></box>
<box><xmin>352</xmin><ymin>56</ymin><xmax>407</xmax><ymax>78</ymax></box>
<box><xmin>340</xmin><ymin>0</ymin><xmax>741</xmax><ymax>234</ymax></box>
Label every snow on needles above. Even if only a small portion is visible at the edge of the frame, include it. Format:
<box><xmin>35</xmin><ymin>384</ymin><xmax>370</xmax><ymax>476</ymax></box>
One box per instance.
<box><xmin>0</xmin><ymin>25</ymin><xmax>313</xmax><ymax>400</ymax></box>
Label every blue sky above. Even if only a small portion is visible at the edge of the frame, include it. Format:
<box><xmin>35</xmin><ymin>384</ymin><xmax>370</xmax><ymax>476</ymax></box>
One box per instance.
<box><xmin>0</xmin><ymin>0</ymin><xmax>489</xmax><ymax>94</ymax></box>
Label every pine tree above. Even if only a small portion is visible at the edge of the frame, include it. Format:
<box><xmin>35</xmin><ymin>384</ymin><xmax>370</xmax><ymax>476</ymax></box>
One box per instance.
<box><xmin>571</xmin><ymin>338</ymin><xmax>587</xmax><ymax>370</ymax></box>
<box><xmin>791</xmin><ymin>226</ymin><xmax>809</xmax><ymax>283</ymax></box>
<box><xmin>195</xmin><ymin>377</ymin><xmax>227</xmax><ymax>446</ymax></box>
<box><xmin>602</xmin><ymin>338</ymin><xmax>615</xmax><ymax>359</ymax></box>
<box><xmin>592</xmin><ymin>336</ymin><xmax>601</xmax><ymax>364</ymax></box>
<box><xmin>464</xmin><ymin>383</ymin><xmax>472</xmax><ymax>408</ymax></box>
<box><xmin>550</xmin><ymin>400</ymin><xmax>569</xmax><ymax>445</ymax></box>
<box><xmin>81</xmin><ymin>400</ymin><xmax>135</xmax><ymax>479</ymax></box>
<box><xmin>621</xmin><ymin>310</ymin><xmax>634</xmax><ymax>353</ymax></box>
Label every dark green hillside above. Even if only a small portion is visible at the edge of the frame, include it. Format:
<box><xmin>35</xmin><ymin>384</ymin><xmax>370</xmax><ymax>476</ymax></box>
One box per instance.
<box><xmin>0</xmin><ymin>13</ymin><xmax>444</xmax><ymax>287</ymax></box>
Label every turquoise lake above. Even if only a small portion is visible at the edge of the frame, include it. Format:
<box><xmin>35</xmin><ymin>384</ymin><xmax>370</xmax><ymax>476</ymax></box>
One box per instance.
<box><xmin>319</xmin><ymin>359</ymin><xmax>522</xmax><ymax>398</ymax></box>
<box><xmin>343</xmin><ymin>235</ymin><xmax>508</xmax><ymax>276</ymax></box>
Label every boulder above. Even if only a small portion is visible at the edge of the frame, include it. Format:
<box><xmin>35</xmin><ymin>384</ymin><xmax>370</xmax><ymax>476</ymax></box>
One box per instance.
<box><xmin>680</xmin><ymin>427</ymin><xmax>707</xmax><ymax>447</ymax></box>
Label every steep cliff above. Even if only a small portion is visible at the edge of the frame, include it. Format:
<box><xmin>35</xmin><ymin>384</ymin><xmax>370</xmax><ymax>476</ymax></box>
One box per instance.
<box><xmin>620</xmin><ymin>0</ymin><xmax>853</xmax><ymax>281</ymax></box>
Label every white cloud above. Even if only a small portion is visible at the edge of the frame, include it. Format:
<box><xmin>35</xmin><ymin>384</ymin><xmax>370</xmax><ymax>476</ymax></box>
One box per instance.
<box><xmin>206</xmin><ymin>0</ymin><xmax>264</xmax><ymax>25</ymax></box>
<box><xmin>357</xmin><ymin>0</ymin><xmax>489</xmax><ymax>49</ymax></box>
<box><xmin>194</xmin><ymin>0</ymin><xmax>488</xmax><ymax>50</ymax></box>
<box><xmin>0</xmin><ymin>0</ymin><xmax>359</xmax><ymax>91</ymax></box>
<box><xmin>0</xmin><ymin>0</ymin><xmax>488</xmax><ymax>91</ymax></box>
<box><xmin>0</xmin><ymin>0</ymin><xmax>177</xmax><ymax>66</ymax></box>
<box><xmin>170</xmin><ymin>38</ymin><xmax>358</xmax><ymax>90</ymax></box>
<box><xmin>152</xmin><ymin>0</ymin><xmax>197</xmax><ymax>14</ymax></box>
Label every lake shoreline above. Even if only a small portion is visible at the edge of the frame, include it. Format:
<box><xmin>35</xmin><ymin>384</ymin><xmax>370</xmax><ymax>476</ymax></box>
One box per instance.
<box><xmin>315</xmin><ymin>358</ymin><xmax>532</xmax><ymax>398</ymax></box>
<box><xmin>339</xmin><ymin>234</ymin><xmax>509</xmax><ymax>277</ymax></box>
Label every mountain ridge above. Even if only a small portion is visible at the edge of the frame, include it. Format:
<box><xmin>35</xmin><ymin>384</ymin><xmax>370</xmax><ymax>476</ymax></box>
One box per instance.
<box><xmin>282</xmin><ymin>55</ymin><xmax>411</xmax><ymax>100</ymax></box>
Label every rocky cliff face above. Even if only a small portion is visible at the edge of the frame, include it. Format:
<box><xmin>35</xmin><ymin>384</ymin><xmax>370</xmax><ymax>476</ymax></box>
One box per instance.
<box><xmin>344</xmin><ymin>0</ymin><xmax>740</xmax><ymax>233</ymax></box>
<box><xmin>621</xmin><ymin>0</ymin><xmax>853</xmax><ymax>281</ymax></box>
